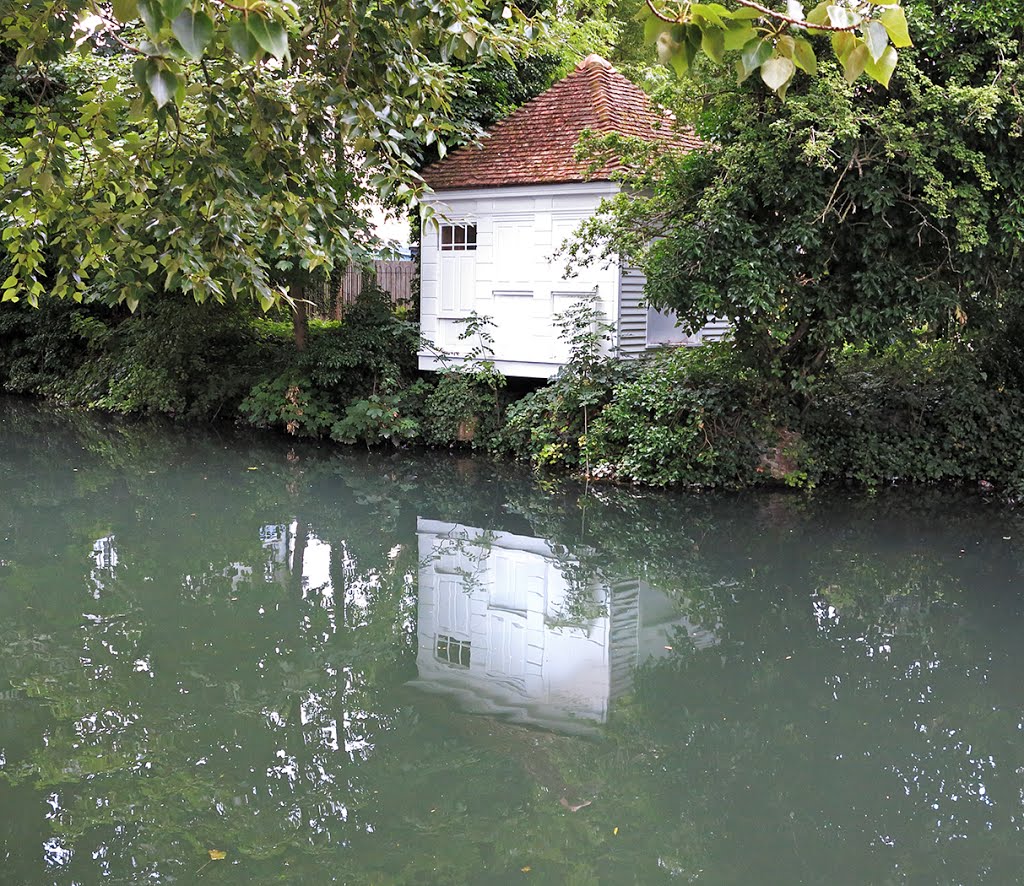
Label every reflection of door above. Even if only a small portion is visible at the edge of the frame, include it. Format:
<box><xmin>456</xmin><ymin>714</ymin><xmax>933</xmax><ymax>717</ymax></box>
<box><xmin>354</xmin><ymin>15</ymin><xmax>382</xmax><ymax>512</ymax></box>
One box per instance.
<box><xmin>491</xmin><ymin>552</ymin><xmax>531</xmax><ymax>613</ymax></box>
<box><xmin>437</xmin><ymin>576</ymin><xmax>471</xmax><ymax>639</ymax></box>
<box><xmin>486</xmin><ymin>612</ymin><xmax>527</xmax><ymax>687</ymax></box>
<box><xmin>438</xmin><ymin>222</ymin><xmax>477</xmax><ymax>316</ymax></box>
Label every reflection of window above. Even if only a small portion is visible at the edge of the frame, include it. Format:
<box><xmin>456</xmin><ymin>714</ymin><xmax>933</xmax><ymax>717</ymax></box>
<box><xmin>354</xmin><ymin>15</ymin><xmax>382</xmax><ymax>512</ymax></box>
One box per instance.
<box><xmin>440</xmin><ymin>224</ymin><xmax>477</xmax><ymax>252</ymax></box>
<box><xmin>436</xmin><ymin>635</ymin><xmax>471</xmax><ymax>667</ymax></box>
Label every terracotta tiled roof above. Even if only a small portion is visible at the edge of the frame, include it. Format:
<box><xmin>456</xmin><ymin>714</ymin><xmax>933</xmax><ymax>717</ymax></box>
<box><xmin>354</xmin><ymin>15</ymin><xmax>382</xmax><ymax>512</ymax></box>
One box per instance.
<box><xmin>421</xmin><ymin>54</ymin><xmax>700</xmax><ymax>191</ymax></box>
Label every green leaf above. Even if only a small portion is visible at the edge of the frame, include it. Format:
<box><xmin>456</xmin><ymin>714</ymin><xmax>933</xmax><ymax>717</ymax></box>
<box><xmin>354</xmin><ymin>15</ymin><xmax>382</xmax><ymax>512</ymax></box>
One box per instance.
<box><xmin>644</xmin><ymin>15</ymin><xmax>668</xmax><ymax>45</ymax></box>
<box><xmin>792</xmin><ymin>36</ymin><xmax>817</xmax><ymax>75</ymax></box>
<box><xmin>879</xmin><ymin>7</ymin><xmax>912</xmax><ymax>48</ymax></box>
<box><xmin>863</xmin><ymin>20</ymin><xmax>889</xmax><ymax>62</ymax></box>
<box><xmin>125</xmin><ymin>295</ymin><xmax>140</xmax><ymax>313</ymax></box>
<box><xmin>731</xmin><ymin>7</ymin><xmax>762</xmax><ymax>20</ymax></box>
<box><xmin>864</xmin><ymin>45</ymin><xmax>898</xmax><ymax>87</ymax></box>
<box><xmin>831</xmin><ymin>30</ymin><xmax>855</xmax><ymax>62</ymax></box>
<box><xmin>137</xmin><ymin>0</ymin><xmax>163</xmax><ymax>32</ymax></box>
<box><xmin>701</xmin><ymin>26</ymin><xmax>725</xmax><ymax>65</ymax></box>
<box><xmin>739</xmin><ymin>37</ymin><xmax>773</xmax><ymax>80</ymax></box>
<box><xmin>723</xmin><ymin>22</ymin><xmax>756</xmax><ymax>51</ymax></box>
<box><xmin>112</xmin><ymin>0</ymin><xmax>138</xmax><ymax>23</ymax></box>
<box><xmin>842</xmin><ymin>42</ymin><xmax>869</xmax><ymax>82</ymax></box>
<box><xmin>776</xmin><ymin>35</ymin><xmax>796</xmax><ymax>59</ymax></box>
<box><xmin>132</xmin><ymin>56</ymin><xmax>149</xmax><ymax>88</ymax></box>
<box><xmin>668</xmin><ymin>44</ymin><xmax>690</xmax><ymax>79</ymax></box>
<box><xmin>229</xmin><ymin>19</ymin><xmax>262</xmax><ymax>61</ymax></box>
<box><xmin>172</xmin><ymin>10</ymin><xmax>214</xmax><ymax>60</ymax></box>
<box><xmin>146</xmin><ymin>64</ymin><xmax>179</xmax><ymax>109</ymax></box>
<box><xmin>826</xmin><ymin>5</ymin><xmax>860</xmax><ymax>29</ymax></box>
<box><xmin>760</xmin><ymin>56</ymin><xmax>796</xmax><ymax>94</ymax></box>
<box><xmin>691</xmin><ymin>4</ymin><xmax>727</xmax><ymax>29</ymax></box>
<box><xmin>161</xmin><ymin>0</ymin><xmax>187</xmax><ymax>19</ymax></box>
<box><xmin>806</xmin><ymin>2</ymin><xmax>829</xmax><ymax>25</ymax></box>
<box><xmin>246</xmin><ymin>15</ymin><xmax>288</xmax><ymax>61</ymax></box>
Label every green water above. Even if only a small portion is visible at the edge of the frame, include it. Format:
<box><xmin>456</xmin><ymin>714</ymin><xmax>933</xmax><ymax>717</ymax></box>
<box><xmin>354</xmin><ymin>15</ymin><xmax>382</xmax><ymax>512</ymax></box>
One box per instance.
<box><xmin>2</xmin><ymin>399</ymin><xmax>1024</xmax><ymax>885</ymax></box>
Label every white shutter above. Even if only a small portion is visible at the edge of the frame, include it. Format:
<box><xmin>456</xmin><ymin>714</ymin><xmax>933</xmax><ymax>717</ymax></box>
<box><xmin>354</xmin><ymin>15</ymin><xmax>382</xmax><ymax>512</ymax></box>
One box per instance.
<box><xmin>439</xmin><ymin>253</ymin><xmax>477</xmax><ymax>316</ymax></box>
<box><xmin>493</xmin><ymin>219</ymin><xmax>535</xmax><ymax>294</ymax></box>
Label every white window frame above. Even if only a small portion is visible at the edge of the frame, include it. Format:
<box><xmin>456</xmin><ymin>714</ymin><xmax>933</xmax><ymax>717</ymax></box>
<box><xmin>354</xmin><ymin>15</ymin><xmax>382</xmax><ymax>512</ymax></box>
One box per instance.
<box><xmin>436</xmin><ymin>634</ymin><xmax>472</xmax><ymax>668</ymax></box>
<box><xmin>439</xmin><ymin>223</ymin><xmax>477</xmax><ymax>252</ymax></box>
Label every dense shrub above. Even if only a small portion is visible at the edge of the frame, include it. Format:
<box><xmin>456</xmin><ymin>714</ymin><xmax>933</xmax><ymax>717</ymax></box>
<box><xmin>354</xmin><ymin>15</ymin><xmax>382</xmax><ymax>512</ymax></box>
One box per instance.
<box><xmin>583</xmin><ymin>345</ymin><xmax>778</xmax><ymax>487</ymax></box>
<box><xmin>331</xmin><ymin>386</ymin><xmax>424</xmax><ymax>446</ymax></box>
<box><xmin>0</xmin><ymin>299</ymin><xmax>98</xmax><ymax>398</ymax></box>
<box><xmin>237</xmin><ymin>287</ymin><xmax>424</xmax><ymax>443</ymax></box>
<box><xmin>421</xmin><ymin>372</ymin><xmax>504</xmax><ymax>448</ymax></box>
<box><xmin>238</xmin><ymin>373</ymin><xmax>340</xmax><ymax>438</ymax></box>
<box><xmin>0</xmin><ymin>297</ymin><xmax>273</xmax><ymax>419</ymax></box>
<box><xmin>499</xmin><ymin>361</ymin><xmax>633</xmax><ymax>468</ymax></box>
<box><xmin>300</xmin><ymin>285</ymin><xmax>419</xmax><ymax>402</ymax></box>
<box><xmin>501</xmin><ymin>338</ymin><xmax>1024</xmax><ymax>495</ymax></box>
<box><xmin>802</xmin><ymin>343</ymin><xmax>1024</xmax><ymax>492</ymax></box>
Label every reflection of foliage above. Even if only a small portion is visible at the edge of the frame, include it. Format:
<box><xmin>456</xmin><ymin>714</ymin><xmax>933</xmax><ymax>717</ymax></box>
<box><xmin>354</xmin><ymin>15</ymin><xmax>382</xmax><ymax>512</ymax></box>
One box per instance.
<box><xmin>544</xmin><ymin>547</ymin><xmax>609</xmax><ymax>628</ymax></box>
<box><xmin>4</xmin><ymin>401</ymin><xmax>1024</xmax><ymax>883</ymax></box>
<box><xmin>420</xmin><ymin>526</ymin><xmax>497</xmax><ymax>596</ymax></box>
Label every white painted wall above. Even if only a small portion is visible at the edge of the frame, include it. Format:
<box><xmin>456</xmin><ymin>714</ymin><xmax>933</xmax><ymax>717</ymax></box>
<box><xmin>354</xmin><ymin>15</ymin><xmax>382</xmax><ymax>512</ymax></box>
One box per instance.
<box><xmin>419</xmin><ymin>182</ymin><xmax>622</xmax><ymax>379</ymax></box>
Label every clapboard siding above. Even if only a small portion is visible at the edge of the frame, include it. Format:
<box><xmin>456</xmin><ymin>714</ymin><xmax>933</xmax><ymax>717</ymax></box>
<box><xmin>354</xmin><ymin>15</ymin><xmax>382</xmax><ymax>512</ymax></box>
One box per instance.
<box><xmin>698</xmin><ymin>317</ymin><xmax>732</xmax><ymax>342</ymax></box>
<box><xmin>617</xmin><ymin>265</ymin><xmax>648</xmax><ymax>358</ymax></box>
<box><xmin>618</xmin><ymin>265</ymin><xmax>732</xmax><ymax>353</ymax></box>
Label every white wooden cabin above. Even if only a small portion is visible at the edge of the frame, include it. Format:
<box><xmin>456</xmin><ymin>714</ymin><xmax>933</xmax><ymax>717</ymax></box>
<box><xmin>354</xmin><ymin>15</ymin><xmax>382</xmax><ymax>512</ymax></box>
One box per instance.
<box><xmin>418</xmin><ymin>55</ymin><xmax>728</xmax><ymax>379</ymax></box>
<box><xmin>409</xmin><ymin>518</ymin><xmax>718</xmax><ymax>734</ymax></box>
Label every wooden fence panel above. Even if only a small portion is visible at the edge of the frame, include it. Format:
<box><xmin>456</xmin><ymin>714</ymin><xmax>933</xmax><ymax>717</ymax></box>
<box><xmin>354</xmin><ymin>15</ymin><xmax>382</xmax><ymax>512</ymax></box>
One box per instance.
<box><xmin>317</xmin><ymin>260</ymin><xmax>414</xmax><ymax>319</ymax></box>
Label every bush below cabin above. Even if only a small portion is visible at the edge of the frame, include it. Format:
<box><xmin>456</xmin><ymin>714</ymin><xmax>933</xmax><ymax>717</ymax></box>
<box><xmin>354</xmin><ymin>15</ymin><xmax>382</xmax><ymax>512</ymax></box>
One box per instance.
<box><xmin>5</xmin><ymin>293</ymin><xmax>1024</xmax><ymax>498</ymax></box>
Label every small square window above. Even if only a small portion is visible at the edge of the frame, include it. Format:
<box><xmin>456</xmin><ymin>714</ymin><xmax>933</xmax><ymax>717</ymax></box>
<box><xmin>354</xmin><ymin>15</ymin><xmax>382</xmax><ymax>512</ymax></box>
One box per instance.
<box><xmin>439</xmin><ymin>224</ymin><xmax>477</xmax><ymax>252</ymax></box>
<box><xmin>436</xmin><ymin>634</ymin><xmax>471</xmax><ymax>667</ymax></box>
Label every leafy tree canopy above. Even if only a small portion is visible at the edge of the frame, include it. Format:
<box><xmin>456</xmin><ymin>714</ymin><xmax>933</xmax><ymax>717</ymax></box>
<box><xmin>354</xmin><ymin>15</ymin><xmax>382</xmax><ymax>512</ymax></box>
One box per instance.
<box><xmin>573</xmin><ymin>0</ymin><xmax>1024</xmax><ymax>384</ymax></box>
<box><xmin>0</xmin><ymin>1</ymin><xmax>532</xmax><ymax>310</ymax></box>
<box><xmin>643</xmin><ymin>0</ymin><xmax>914</xmax><ymax>97</ymax></box>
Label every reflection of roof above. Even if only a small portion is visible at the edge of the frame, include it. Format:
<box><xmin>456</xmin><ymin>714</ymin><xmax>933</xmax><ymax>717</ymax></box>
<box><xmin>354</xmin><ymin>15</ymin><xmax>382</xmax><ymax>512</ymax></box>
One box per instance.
<box><xmin>421</xmin><ymin>54</ymin><xmax>701</xmax><ymax>191</ymax></box>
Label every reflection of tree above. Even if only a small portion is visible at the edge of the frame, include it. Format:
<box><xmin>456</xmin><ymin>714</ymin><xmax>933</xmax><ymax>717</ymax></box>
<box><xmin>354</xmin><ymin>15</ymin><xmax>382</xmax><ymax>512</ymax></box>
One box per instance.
<box><xmin>4</xmin><ymin>400</ymin><xmax>1024</xmax><ymax>883</ymax></box>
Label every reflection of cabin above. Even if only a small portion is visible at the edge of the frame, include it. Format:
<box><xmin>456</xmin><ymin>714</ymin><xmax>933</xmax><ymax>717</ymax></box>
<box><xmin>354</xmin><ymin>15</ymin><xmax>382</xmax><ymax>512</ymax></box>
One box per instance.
<box><xmin>409</xmin><ymin>519</ymin><xmax>717</xmax><ymax>734</ymax></box>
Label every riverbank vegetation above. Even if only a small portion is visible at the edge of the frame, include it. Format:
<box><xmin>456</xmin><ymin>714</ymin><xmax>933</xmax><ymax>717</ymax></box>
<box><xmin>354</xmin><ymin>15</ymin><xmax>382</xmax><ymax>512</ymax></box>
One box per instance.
<box><xmin>2</xmin><ymin>0</ymin><xmax>1023</xmax><ymax>494</ymax></box>
<box><xmin>5</xmin><ymin>286</ymin><xmax>1024</xmax><ymax>495</ymax></box>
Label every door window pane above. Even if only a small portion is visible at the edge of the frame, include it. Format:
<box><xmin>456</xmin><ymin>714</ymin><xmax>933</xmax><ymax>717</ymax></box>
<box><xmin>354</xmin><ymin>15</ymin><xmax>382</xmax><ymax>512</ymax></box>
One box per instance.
<box><xmin>440</xmin><ymin>224</ymin><xmax>477</xmax><ymax>252</ymax></box>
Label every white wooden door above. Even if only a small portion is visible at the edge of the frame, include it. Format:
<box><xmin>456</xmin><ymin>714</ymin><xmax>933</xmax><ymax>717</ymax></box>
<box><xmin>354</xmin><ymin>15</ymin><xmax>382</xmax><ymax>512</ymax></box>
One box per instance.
<box><xmin>439</xmin><ymin>253</ymin><xmax>476</xmax><ymax>315</ymax></box>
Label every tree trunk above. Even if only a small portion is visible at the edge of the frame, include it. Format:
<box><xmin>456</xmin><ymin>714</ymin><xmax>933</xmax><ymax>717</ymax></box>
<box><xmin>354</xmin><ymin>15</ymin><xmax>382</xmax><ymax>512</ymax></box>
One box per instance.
<box><xmin>293</xmin><ymin>292</ymin><xmax>308</xmax><ymax>352</ymax></box>
<box><xmin>290</xmin><ymin>519</ymin><xmax>308</xmax><ymax>596</ymax></box>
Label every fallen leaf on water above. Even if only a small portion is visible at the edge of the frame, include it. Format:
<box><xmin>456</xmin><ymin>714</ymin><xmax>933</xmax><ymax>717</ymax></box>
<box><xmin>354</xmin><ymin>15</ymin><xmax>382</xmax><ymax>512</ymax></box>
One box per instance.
<box><xmin>613</xmin><ymin>827</ymin><xmax>619</xmax><ymax>835</ymax></box>
<box><xmin>208</xmin><ymin>850</ymin><xmax>227</xmax><ymax>860</ymax></box>
<box><xmin>559</xmin><ymin>797</ymin><xmax>591</xmax><ymax>812</ymax></box>
<box><xmin>521</xmin><ymin>866</ymin><xmax>531</xmax><ymax>873</ymax></box>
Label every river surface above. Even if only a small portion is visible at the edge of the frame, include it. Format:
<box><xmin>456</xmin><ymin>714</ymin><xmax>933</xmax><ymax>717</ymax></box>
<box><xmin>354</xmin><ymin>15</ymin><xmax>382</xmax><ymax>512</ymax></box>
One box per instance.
<box><xmin>2</xmin><ymin>399</ymin><xmax>1024</xmax><ymax>884</ymax></box>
